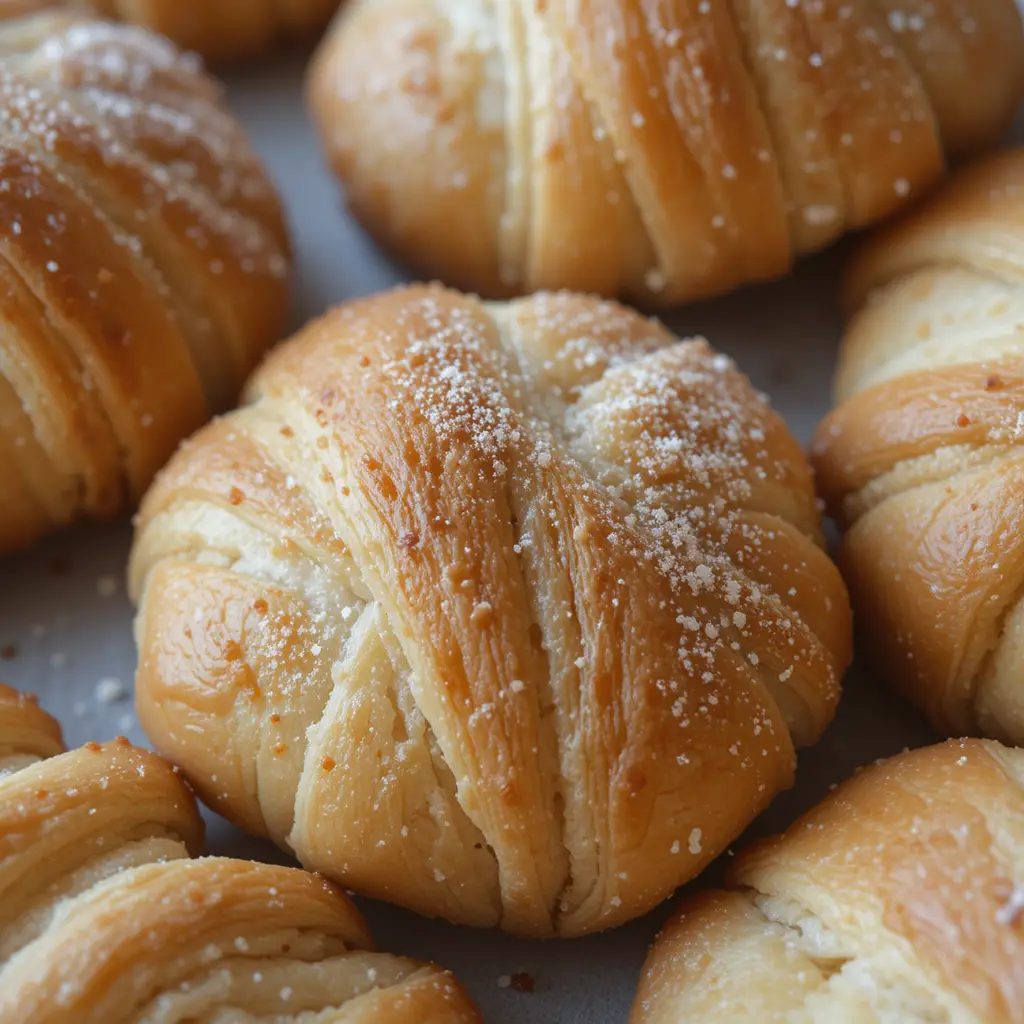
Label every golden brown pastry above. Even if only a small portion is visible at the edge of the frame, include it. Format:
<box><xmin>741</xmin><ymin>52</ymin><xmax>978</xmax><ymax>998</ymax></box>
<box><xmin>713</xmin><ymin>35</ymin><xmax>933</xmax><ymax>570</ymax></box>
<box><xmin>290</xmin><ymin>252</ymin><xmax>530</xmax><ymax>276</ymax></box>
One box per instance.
<box><xmin>631</xmin><ymin>739</ymin><xmax>1024</xmax><ymax>1024</ymax></box>
<box><xmin>0</xmin><ymin>683</ymin><xmax>64</xmax><ymax>775</ymax></box>
<box><xmin>0</xmin><ymin>11</ymin><xmax>291</xmax><ymax>557</ymax></box>
<box><xmin>129</xmin><ymin>284</ymin><xmax>851</xmax><ymax>937</ymax></box>
<box><xmin>63</xmin><ymin>1</ymin><xmax>342</xmax><ymax>62</ymax></box>
<box><xmin>307</xmin><ymin>0</ymin><xmax>1024</xmax><ymax>308</ymax></box>
<box><xmin>0</xmin><ymin>685</ymin><xmax>480</xmax><ymax>1023</ymax></box>
<box><xmin>812</xmin><ymin>149</ymin><xmax>1024</xmax><ymax>745</ymax></box>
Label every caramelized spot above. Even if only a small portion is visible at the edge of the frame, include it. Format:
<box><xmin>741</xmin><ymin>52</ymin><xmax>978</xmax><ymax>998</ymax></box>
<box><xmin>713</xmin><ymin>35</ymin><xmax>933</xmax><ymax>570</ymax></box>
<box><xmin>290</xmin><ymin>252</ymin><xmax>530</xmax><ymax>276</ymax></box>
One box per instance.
<box><xmin>114</xmin><ymin>736</ymin><xmax>131</xmax><ymax>747</ymax></box>
<box><xmin>224</xmin><ymin>640</ymin><xmax>244</xmax><ymax>662</ymax></box>
<box><xmin>35</xmin><ymin>789</ymin><xmax>48</xmax><ymax>799</ymax></box>
<box><xmin>228</xmin><ymin>487</ymin><xmax>245</xmax><ymax>506</ymax></box>
<box><xmin>280</xmin><ymin>425</ymin><xmax>295</xmax><ymax>438</ymax></box>
<box><xmin>320</xmin><ymin>469</ymin><xmax>334</xmax><ymax>484</ymax></box>
<box><xmin>358</xmin><ymin>354</ymin><xmax>371</xmax><ymax>368</ymax></box>
<box><xmin>274</xmin><ymin>743</ymin><xmax>287</xmax><ymax>756</ymax></box>
<box><xmin>956</xmin><ymin>413</ymin><xmax>971</xmax><ymax>428</ymax></box>
<box><xmin>985</xmin><ymin>375</ymin><xmax>1006</xmax><ymax>391</ymax></box>
<box><xmin>625</xmin><ymin>768</ymin><xmax>647</xmax><ymax>795</ymax></box>
<box><xmin>316</xmin><ymin>436</ymin><xmax>329</xmax><ymax>450</ymax></box>
<box><xmin>363</xmin><ymin>456</ymin><xmax>380</xmax><ymax>473</ymax></box>
<box><xmin>84</xmin><ymin>741</ymin><xmax>102</xmax><ymax>752</ymax></box>
<box><xmin>341</xmin><ymin>486</ymin><xmax>351</xmax><ymax>496</ymax></box>
<box><xmin>321</xmin><ymin>756</ymin><xmax>336</xmax><ymax>772</ymax></box>
<box><xmin>269</xmin><ymin>713</ymin><xmax>281</xmax><ymax>724</ymax></box>
<box><xmin>253</xmin><ymin>598</ymin><xmax>269</xmax><ymax>615</ymax></box>
<box><xmin>399</xmin><ymin>530</ymin><xmax>420</xmax><ymax>550</ymax></box>
<box><xmin>315</xmin><ymin>409</ymin><xmax>329</xmax><ymax>428</ymax></box>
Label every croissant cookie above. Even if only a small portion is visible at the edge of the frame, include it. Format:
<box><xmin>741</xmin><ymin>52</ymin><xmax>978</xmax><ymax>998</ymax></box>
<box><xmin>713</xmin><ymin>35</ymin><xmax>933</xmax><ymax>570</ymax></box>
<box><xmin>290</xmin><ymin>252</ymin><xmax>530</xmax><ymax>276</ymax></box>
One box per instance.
<box><xmin>0</xmin><ymin>11</ymin><xmax>291</xmax><ymax>557</ymax></box>
<box><xmin>813</xmin><ymin>149</ymin><xmax>1024</xmax><ymax>746</ymax></box>
<box><xmin>0</xmin><ymin>683</ymin><xmax>480</xmax><ymax>1023</ymax></box>
<box><xmin>130</xmin><ymin>285</ymin><xmax>852</xmax><ymax>937</ymax></box>
<box><xmin>308</xmin><ymin>0</ymin><xmax>1024</xmax><ymax>307</ymax></box>
<box><xmin>631</xmin><ymin>739</ymin><xmax>1024</xmax><ymax>1023</ymax></box>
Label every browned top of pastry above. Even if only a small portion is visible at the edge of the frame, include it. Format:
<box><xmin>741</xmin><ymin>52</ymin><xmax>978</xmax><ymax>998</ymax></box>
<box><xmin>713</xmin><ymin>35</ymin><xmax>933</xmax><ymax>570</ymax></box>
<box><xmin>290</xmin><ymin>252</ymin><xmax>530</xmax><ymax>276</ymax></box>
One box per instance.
<box><xmin>131</xmin><ymin>285</ymin><xmax>850</xmax><ymax>936</ymax></box>
<box><xmin>0</xmin><ymin>11</ymin><xmax>291</xmax><ymax>555</ymax></box>
<box><xmin>309</xmin><ymin>0</ymin><xmax>1024</xmax><ymax>305</ymax></box>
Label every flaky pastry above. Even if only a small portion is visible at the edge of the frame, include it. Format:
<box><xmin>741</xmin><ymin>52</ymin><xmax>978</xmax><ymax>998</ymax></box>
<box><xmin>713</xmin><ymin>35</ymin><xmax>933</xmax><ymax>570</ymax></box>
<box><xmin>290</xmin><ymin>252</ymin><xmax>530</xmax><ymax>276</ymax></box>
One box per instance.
<box><xmin>130</xmin><ymin>284</ymin><xmax>851</xmax><ymax>937</ymax></box>
<box><xmin>631</xmin><ymin>739</ymin><xmax>1024</xmax><ymax>1023</ymax></box>
<box><xmin>0</xmin><ymin>12</ymin><xmax>290</xmax><ymax>557</ymax></box>
<box><xmin>0</xmin><ymin>683</ymin><xmax>479</xmax><ymax>1023</ymax></box>
<box><xmin>813</xmin><ymin>149</ymin><xmax>1024</xmax><ymax>745</ymax></box>
<box><xmin>308</xmin><ymin>0</ymin><xmax>1024</xmax><ymax>306</ymax></box>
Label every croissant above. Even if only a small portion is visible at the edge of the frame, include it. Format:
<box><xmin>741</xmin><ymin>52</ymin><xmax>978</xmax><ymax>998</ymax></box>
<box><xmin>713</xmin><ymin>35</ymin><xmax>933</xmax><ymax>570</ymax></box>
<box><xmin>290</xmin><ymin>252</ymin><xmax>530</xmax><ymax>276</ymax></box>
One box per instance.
<box><xmin>0</xmin><ymin>682</ymin><xmax>480</xmax><ymax>1023</ymax></box>
<box><xmin>0</xmin><ymin>11</ymin><xmax>290</xmax><ymax>557</ymax></box>
<box><xmin>62</xmin><ymin>0</ymin><xmax>342</xmax><ymax>61</ymax></box>
<box><xmin>631</xmin><ymin>738</ymin><xmax>1024</xmax><ymax>1023</ymax></box>
<box><xmin>307</xmin><ymin>0</ymin><xmax>1024</xmax><ymax>308</ymax></box>
<box><xmin>812</xmin><ymin>149</ymin><xmax>1024</xmax><ymax>746</ymax></box>
<box><xmin>129</xmin><ymin>284</ymin><xmax>851</xmax><ymax>937</ymax></box>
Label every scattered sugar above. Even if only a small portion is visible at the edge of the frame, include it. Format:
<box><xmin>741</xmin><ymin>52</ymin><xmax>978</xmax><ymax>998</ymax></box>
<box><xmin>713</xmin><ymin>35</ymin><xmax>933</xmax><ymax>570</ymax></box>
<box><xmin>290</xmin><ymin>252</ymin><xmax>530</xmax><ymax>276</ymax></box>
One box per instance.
<box><xmin>95</xmin><ymin>677</ymin><xmax>127</xmax><ymax>703</ymax></box>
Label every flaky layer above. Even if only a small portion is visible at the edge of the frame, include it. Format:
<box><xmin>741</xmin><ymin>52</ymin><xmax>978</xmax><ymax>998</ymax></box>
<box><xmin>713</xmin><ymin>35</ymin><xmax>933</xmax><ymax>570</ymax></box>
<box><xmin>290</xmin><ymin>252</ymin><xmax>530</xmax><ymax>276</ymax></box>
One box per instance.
<box><xmin>0</xmin><ymin>11</ymin><xmax>290</xmax><ymax>556</ymax></box>
<box><xmin>632</xmin><ymin>740</ymin><xmax>1024</xmax><ymax>1024</ymax></box>
<box><xmin>812</xmin><ymin>149</ymin><xmax>1024</xmax><ymax>743</ymax></box>
<box><xmin>308</xmin><ymin>0</ymin><xmax>1024</xmax><ymax>305</ymax></box>
<box><xmin>131</xmin><ymin>284</ymin><xmax>850</xmax><ymax>936</ymax></box>
<box><xmin>0</xmin><ymin>689</ymin><xmax>480</xmax><ymax>1024</ymax></box>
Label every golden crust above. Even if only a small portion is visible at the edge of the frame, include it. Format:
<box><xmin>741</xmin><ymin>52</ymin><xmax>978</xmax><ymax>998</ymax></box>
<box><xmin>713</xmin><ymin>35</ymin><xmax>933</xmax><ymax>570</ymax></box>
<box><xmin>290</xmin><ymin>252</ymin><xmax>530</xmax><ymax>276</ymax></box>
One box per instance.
<box><xmin>0</xmin><ymin>682</ymin><xmax>64</xmax><ymax>769</ymax></box>
<box><xmin>0</xmin><ymin>11</ymin><xmax>291</xmax><ymax>557</ymax></box>
<box><xmin>130</xmin><ymin>284</ymin><xmax>850</xmax><ymax>937</ymax></box>
<box><xmin>7</xmin><ymin>1</ymin><xmax>341</xmax><ymax>61</ymax></box>
<box><xmin>812</xmin><ymin>150</ymin><xmax>1024</xmax><ymax>742</ymax></box>
<box><xmin>307</xmin><ymin>0</ymin><xmax>1024</xmax><ymax>307</ymax></box>
<box><xmin>0</xmin><ymin>687</ymin><xmax>480</xmax><ymax>1024</ymax></box>
<box><xmin>631</xmin><ymin>740</ymin><xmax>1024</xmax><ymax>1024</ymax></box>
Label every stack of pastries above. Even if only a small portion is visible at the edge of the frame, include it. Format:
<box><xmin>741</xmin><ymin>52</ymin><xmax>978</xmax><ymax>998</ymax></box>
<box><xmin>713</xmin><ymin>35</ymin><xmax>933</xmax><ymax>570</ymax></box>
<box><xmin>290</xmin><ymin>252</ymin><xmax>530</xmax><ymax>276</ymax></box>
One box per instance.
<box><xmin>0</xmin><ymin>1</ymin><xmax>1022</xmax><ymax>1020</ymax></box>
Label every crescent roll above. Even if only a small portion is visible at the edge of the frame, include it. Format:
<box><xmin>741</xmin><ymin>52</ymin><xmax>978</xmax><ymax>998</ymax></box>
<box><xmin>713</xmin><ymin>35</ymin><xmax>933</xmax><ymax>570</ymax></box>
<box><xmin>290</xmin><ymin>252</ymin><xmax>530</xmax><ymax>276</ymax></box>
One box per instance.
<box><xmin>62</xmin><ymin>1</ymin><xmax>342</xmax><ymax>62</ymax></box>
<box><xmin>307</xmin><ymin>0</ymin><xmax>1024</xmax><ymax>307</ymax></box>
<box><xmin>631</xmin><ymin>739</ymin><xmax>1024</xmax><ymax>1023</ymax></box>
<box><xmin>0</xmin><ymin>11</ymin><xmax>291</xmax><ymax>557</ymax></box>
<box><xmin>129</xmin><ymin>284</ymin><xmax>851</xmax><ymax>937</ymax></box>
<box><xmin>812</xmin><ymin>149</ymin><xmax>1024</xmax><ymax>745</ymax></box>
<box><xmin>0</xmin><ymin>683</ymin><xmax>479</xmax><ymax>1023</ymax></box>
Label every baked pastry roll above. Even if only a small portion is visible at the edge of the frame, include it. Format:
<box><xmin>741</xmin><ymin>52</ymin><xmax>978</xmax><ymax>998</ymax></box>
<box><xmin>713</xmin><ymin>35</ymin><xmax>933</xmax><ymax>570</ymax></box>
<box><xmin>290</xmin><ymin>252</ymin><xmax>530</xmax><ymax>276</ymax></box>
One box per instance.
<box><xmin>307</xmin><ymin>0</ymin><xmax>1024</xmax><ymax>307</ymax></box>
<box><xmin>813</xmin><ymin>150</ymin><xmax>1024</xmax><ymax>745</ymax></box>
<box><xmin>64</xmin><ymin>1</ymin><xmax>342</xmax><ymax>62</ymax></box>
<box><xmin>0</xmin><ymin>683</ymin><xmax>479</xmax><ymax>1023</ymax></box>
<box><xmin>0</xmin><ymin>12</ymin><xmax>291</xmax><ymax>557</ymax></box>
<box><xmin>130</xmin><ymin>284</ymin><xmax>851</xmax><ymax>937</ymax></box>
<box><xmin>631</xmin><ymin>739</ymin><xmax>1024</xmax><ymax>1023</ymax></box>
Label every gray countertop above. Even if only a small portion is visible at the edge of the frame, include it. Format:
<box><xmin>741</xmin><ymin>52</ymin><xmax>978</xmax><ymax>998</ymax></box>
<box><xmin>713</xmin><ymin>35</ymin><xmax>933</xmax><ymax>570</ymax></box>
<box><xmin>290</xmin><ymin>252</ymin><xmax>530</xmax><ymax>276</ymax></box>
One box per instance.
<box><xmin>1</xmin><ymin>42</ymin><xmax>1020</xmax><ymax>1024</ymax></box>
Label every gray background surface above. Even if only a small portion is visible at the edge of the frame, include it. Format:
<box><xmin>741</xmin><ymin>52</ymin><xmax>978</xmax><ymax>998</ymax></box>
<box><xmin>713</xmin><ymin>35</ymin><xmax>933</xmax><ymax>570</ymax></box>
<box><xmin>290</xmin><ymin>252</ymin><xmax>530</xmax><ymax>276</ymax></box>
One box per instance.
<box><xmin>1</xmin><ymin>42</ymin><xmax>1021</xmax><ymax>1024</ymax></box>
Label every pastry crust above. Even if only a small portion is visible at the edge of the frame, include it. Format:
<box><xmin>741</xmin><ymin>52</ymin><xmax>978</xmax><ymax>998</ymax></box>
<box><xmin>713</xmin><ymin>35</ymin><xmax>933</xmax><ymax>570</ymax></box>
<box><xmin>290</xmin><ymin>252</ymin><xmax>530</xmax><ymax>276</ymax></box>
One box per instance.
<box><xmin>66</xmin><ymin>0</ymin><xmax>342</xmax><ymax>62</ymax></box>
<box><xmin>812</xmin><ymin>149</ymin><xmax>1024</xmax><ymax>744</ymax></box>
<box><xmin>631</xmin><ymin>739</ymin><xmax>1024</xmax><ymax>1024</ymax></box>
<box><xmin>0</xmin><ymin>11</ymin><xmax>290</xmax><ymax>556</ymax></box>
<box><xmin>0</xmin><ymin>687</ymin><xmax>480</xmax><ymax>1023</ymax></box>
<box><xmin>307</xmin><ymin>0</ymin><xmax>1024</xmax><ymax>306</ymax></box>
<box><xmin>0</xmin><ymin>682</ymin><xmax>64</xmax><ymax>774</ymax></box>
<box><xmin>130</xmin><ymin>284</ymin><xmax>851</xmax><ymax>937</ymax></box>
